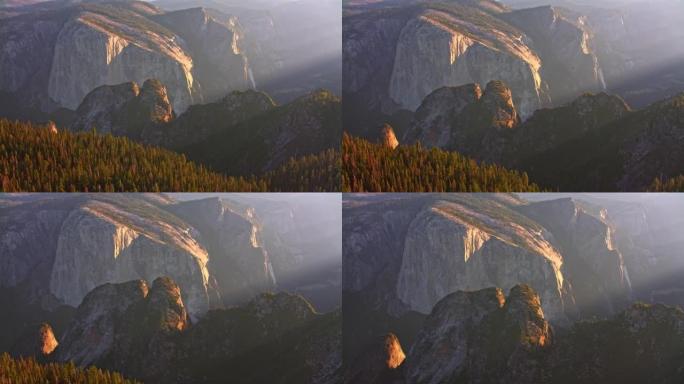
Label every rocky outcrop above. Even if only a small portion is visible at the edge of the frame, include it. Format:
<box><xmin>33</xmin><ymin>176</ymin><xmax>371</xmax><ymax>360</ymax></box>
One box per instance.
<box><xmin>388</xmin><ymin>7</ymin><xmax>547</xmax><ymax>118</ymax></box>
<box><xmin>377</xmin><ymin>123</ymin><xmax>399</xmax><ymax>149</ymax></box>
<box><xmin>54</xmin><ymin>279</ymin><xmax>150</xmax><ymax>366</ymax></box>
<box><xmin>70</xmin><ymin>79</ymin><xmax>174</xmax><ymax>139</ymax></box>
<box><xmin>54</xmin><ymin>277</ymin><xmax>189</xmax><ymax>380</ymax></box>
<box><xmin>404</xmin><ymin>80</ymin><xmax>519</xmax><ymax>160</ymax></box>
<box><xmin>346</xmin><ymin>333</ymin><xmax>406</xmax><ymax>384</ymax></box>
<box><xmin>10</xmin><ymin>323</ymin><xmax>58</xmax><ymax>358</ymax></box>
<box><xmin>405</xmin><ymin>285</ymin><xmax>551</xmax><ymax>384</ymax></box>
<box><xmin>480</xmin><ymin>80</ymin><xmax>520</xmax><ymax>130</ymax></box>
<box><xmin>406</xmin><ymin>83</ymin><xmax>482</xmax><ymax>147</ymax></box>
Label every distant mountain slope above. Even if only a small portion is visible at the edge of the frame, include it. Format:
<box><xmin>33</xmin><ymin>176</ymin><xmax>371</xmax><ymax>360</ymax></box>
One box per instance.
<box><xmin>521</xmin><ymin>92</ymin><xmax>684</xmax><ymax>191</ymax></box>
<box><xmin>67</xmin><ymin>81</ymin><xmax>341</xmax><ymax>178</ymax></box>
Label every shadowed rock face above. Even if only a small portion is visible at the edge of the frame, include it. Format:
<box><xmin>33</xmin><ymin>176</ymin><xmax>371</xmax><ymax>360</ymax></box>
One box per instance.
<box><xmin>405</xmin><ymin>285</ymin><xmax>551</xmax><ymax>384</ymax></box>
<box><xmin>405</xmin><ymin>83</ymin><xmax>482</xmax><ymax>148</ymax></box>
<box><xmin>376</xmin><ymin>284</ymin><xmax>684</xmax><ymax>384</ymax></box>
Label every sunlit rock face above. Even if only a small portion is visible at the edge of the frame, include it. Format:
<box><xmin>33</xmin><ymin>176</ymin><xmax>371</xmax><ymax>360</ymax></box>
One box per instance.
<box><xmin>345</xmin><ymin>333</ymin><xmax>406</xmax><ymax>384</ymax></box>
<box><xmin>388</xmin><ymin>7</ymin><xmax>546</xmax><ymax>119</ymax></box>
<box><xmin>0</xmin><ymin>195</ymin><xmax>272</xmax><ymax>320</ymax></box>
<box><xmin>0</xmin><ymin>2</ymin><xmax>256</xmax><ymax>114</ymax></box>
<box><xmin>343</xmin><ymin>195</ymin><xmax>572</xmax><ymax>322</ymax></box>
<box><xmin>395</xmin><ymin>198</ymin><xmax>567</xmax><ymax>322</ymax></box>
<box><xmin>343</xmin><ymin>194</ymin><xmax>638</xmax><ymax>324</ymax></box>
<box><xmin>405</xmin><ymin>285</ymin><xmax>551</xmax><ymax>384</ymax></box>
<box><xmin>377</xmin><ymin>123</ymin><xmax>399</xmax><ymax>149</ymax></box>
<box><xmin>47</xmin><ymin>12</ymin><xmax>198</xmax><ymax>113</ymax></box>
<box><xmin>154</xmin><ymin>7</ymin><xmax>250</xmax><ymax>102</ymax></box>
<box><xmin>10</xmin><ymin>323</ymin><xmax>59</xmax><ymax>358</ymax></box>
<box><xmin>49</xmin><ymin>200</ymin><xmax>212</xmax><ymax>320</ymax></box>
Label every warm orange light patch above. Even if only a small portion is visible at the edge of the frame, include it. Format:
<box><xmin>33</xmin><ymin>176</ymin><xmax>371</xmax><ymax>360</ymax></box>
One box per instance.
<box><xmin>384</xmin><ymin>333</ymin><xmax>406</xmax><ymax>369</ymax></box>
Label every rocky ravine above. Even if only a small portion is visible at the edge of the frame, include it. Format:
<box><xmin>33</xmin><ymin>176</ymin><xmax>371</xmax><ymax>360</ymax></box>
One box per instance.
<box><xmin>0</xmin><ymin>1</ymin><xmax>270</xmax><ymax>115</ymax></box>
<box><xmin>343</xmin><ymin>194</ymin><xmax>632</xmax><ymax>324</ymax></box>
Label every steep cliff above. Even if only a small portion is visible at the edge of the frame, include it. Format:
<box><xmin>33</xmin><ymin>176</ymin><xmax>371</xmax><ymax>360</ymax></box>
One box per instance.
<box><xmin>343</xmin><ymin>194</ymin><xmax>573</xmax><ymax>322</ymax></box>
<box><xmin>0</xmin><ymin>1</ymin><xmax>257</xmax><ymax>115</ymax></box>
<box><xmin>503</xmin><ymin>6</ymin><xmax>605</xmax><ymax>104</ymax></box>
<box><xmin>168</xmin><ymin>197</ymin><xmax>275</xmax><ymax>306</ymax></box>
<box><xmin>0</xmin><ymin>194</ymin><xmax>283</xmax><ymax>320</ymax></box>
<box><xmin>154</xmin><ymin>7</ymin><xmax>250</xmax><ymax>102</ymax></box>
<box><xmin>388</xmin><ymin>4</ymin><xmax>546</xmax><ymax>118</ymax></box>
<box><xmin>518</xmin><ymin>198</ymin><xmax>632</xmax><ymax>318</ymax></box>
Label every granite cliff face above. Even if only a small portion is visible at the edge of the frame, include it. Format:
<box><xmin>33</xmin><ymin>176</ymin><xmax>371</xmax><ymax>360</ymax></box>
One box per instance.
<box><xmin>169</xmin><ymin>197</ymin><xmax>276</xmax><ymax>305</ymax></box>
<box><xmin>0</xmin><ymin>194</ymin><xmax>298</xmax><ymax>321</ymax></box>
<box><xmin>388</xmin><ymin>5</ymin><xmax>546</xmax><ymax>119</ymax></box>
<box><xmin>395</xmin><ymin>197</ymin><xmax>567</xmax><ymax>322</ymax></box>
<box><xmin>503</xmin><ymin>6</ymin><xmax>605</xmax><ymax>104</ymax></box>
<box><xmin>518</xmin><ymin>198</ymin><xmax>632</xmax><ymax>318</ymax></box>
<box><xmin>343</xmin><ymin>194</ymin><xmax>636</xmax><ymax>325</ymax></box>
<box><xmin>0</xmin><ymin>1</ymin><xmax>259</xmax><ymax>115</ymax></box>
<box><xmin>49</xmin><ymin>198</ymin><xmax>212</xmax><ymax>320</ymax></box>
